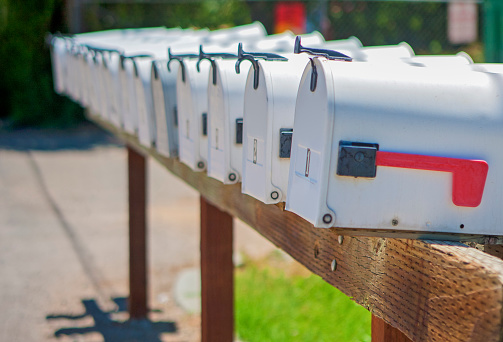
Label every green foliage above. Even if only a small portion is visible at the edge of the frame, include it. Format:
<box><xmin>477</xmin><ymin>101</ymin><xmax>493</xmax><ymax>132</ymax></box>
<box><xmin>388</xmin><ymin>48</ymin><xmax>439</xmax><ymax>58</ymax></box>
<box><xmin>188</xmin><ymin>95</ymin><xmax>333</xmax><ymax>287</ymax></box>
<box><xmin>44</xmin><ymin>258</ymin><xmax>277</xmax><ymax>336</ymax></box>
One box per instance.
<box><xmin>83</xmin><ymin>0</ymin><xmax>251</xmax><ymax>32</ymax></box>
<box><xmin>235</xmin><ymin>262</ymin><xmax>371</xmax><ymax>342</ymax></box>
<box><xmin>0</xmin><ymin>0</ymin><xmax>83</xmax><ymax>127</ymax></box>
<box><xmin>0</xmin><ymin>0</ymin><xmax>250</xmax><ymax>128</ymax></box>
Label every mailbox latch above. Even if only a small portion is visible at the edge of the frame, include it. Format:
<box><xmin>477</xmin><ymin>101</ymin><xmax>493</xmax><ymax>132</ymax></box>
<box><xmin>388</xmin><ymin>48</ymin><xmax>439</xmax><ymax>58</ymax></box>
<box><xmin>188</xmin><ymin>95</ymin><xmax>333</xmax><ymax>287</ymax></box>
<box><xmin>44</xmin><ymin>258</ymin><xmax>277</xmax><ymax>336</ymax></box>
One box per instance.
<box><xmin>236</xmin><ymin>118</ymin><xmax>243</xmax><ymax>144</ymax></box>
<box><xmin>336</xmin><ymin>141</ymin><xmax>379</xmax><ymax>178</ymax></box>
<box><xmin>279</xmin><ymin>128</ymin><xmax>293</xmax><ymax>158</ymax></box>
<box><xmin>202</xmin><ymin>113</ymin><xmax>207</xmax><ymax>136</ymax></box>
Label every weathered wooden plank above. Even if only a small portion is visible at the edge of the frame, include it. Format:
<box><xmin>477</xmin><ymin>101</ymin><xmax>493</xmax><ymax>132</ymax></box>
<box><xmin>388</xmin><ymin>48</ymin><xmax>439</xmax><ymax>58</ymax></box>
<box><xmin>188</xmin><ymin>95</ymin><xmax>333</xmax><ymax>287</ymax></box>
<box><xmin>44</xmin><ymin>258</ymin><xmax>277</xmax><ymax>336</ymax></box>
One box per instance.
<box><xmin>200</xmin><ymin>196</ymin><xmax>234</xmax><ymax>342</ymax></box>
<box><xmin>93</xmin><ymin>116</ymin><xmax>503</xmax><ymax>342</ymax></box>
<box><xmin>127</xmin><ymin>145</ymin><xmax>148</xmax><ymax>320</ymax></box>
<box><xmin>372</xmin><ymin>315</ymin><xmax>412</xmax><ymax>342</ymax></box>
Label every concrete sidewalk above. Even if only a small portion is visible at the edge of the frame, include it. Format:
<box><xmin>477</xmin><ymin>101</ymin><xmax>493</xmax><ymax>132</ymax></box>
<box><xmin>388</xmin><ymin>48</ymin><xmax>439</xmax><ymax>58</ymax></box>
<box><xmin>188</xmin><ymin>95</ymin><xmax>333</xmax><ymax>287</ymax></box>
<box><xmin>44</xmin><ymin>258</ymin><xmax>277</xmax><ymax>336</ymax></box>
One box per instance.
<box><xmin>0</xmin><ymin>122</ymin><xmax>276</xmax><ymax>342</ymax></box>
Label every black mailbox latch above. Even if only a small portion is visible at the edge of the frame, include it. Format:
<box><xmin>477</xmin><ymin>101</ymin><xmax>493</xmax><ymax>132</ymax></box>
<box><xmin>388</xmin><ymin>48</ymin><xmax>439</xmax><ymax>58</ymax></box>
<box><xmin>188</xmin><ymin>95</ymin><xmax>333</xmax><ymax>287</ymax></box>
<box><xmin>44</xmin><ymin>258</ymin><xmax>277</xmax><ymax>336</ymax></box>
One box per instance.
<box><xmin>236</xmin><ymin>118</ymin><xmax>243</xmax><ymax>144</ymax></box>
<box><xmin>279</xmin><ymin>128</ymin><xmax>293</xmax><ymax>158</ymax></box>
<box><xmin>336</xmin><ymin>141</ymin><xmax>379</xmax><ymax>178</ymax></box>
<box><xmin>202</xmin><ymin>113</ymin><xmax>207</xmax><ymax>136</ymax></box>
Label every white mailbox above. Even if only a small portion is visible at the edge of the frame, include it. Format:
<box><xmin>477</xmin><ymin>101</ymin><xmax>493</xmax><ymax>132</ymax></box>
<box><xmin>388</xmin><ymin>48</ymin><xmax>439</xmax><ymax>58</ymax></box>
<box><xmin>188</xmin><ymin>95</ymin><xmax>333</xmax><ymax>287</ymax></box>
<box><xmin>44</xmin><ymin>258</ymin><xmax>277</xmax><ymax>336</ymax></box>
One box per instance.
<box><xmin>174</xmin><ymin>56</ymin><xmax>212</xmax><ymax>171</ymax></box>
<box><xmin>241</xmin><ymin>53</ymin><xmax>309</xmax><ymax>203</ymax></box>
<box><xmin>240</xmin><ymin>39</ymin><xmax>357</xmax><ymax>203</ymax></box>
<box><xmin>151</xmin><ymin>59</ymin><xmax>179</xmax><ymax>157</ymax></box>
<box><xmin>356</xmin><ymin>42</ymin><xmax>414</xmax><ymax>62</ymax></box>
<box><xmin>204</xmin><ymin>34</ymin><xmax>326</xmax><ymax>184</ymax></box>
<box><xmin>207</xmin><ymin>56</ymin><xmax>251</xmax><ymax>183</ymax></box>
<box><xmin>284</xmin><ymin>53</ymin><xmax>503</xmax><ymax>236</ymax></box>
<box><xmin>48</xmin><ymin>35</ymin><xmax>70</xmax><ymax>95</ymax></box>
<box><xmin>239</xmin><ymin>37</ymin><xmax>473</xmax><ymax>206</ymax></box>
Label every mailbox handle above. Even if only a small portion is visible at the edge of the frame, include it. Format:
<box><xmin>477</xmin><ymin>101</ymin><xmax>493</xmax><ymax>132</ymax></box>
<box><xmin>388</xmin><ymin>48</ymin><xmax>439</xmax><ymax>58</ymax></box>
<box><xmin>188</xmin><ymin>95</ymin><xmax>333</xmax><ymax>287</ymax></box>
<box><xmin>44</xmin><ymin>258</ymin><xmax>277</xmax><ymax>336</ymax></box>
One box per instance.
<box><xmin>294</xmin><ymin>36</ymin><xmax>352</xmax><ymax>61</ymax></box>
<box><xmin>375</xmin><ymin>151</ymin><xmax>489</xmax><ymax>207</ymax></box>
<box><xmin>84</xmin><ymin>45</ymin><xmax>122</xmax><ymax>68</ymax></box>
<box><xmin>167</xmin><ymin>48</ymin><xmax>198</xmax><ymax>83</ymax></box>
<box><xmin>197</xmin><ymin>45</ymin><xmax>238</xmax><ymax>85</ymax></box>
<box><xmin>236</xmin><ymin>42</ymin><xmax>288</xmax><ymax>62</ymax></box>
<box><xmin>235</xmin><ymin>43</ymin><xmax>288</xmax><ymax>89</ymax></box>
<box><xmin>120</xmin><ymin>53</ymin><xmax>153</xmax><ymax>76</ymax></box>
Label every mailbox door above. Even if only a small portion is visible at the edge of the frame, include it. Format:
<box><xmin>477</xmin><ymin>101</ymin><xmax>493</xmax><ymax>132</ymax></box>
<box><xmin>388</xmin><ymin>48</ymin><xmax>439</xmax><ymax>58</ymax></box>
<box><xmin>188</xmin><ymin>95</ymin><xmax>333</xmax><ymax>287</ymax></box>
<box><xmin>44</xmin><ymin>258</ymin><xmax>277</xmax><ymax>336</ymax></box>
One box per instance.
<box><xmin>49</xmin><ymin>38</ymin><xmax>66</xmax><ymax>94</ymax></box>
<box><xmin>207</xmin><ymin>59</ymin><xmax>249</xmax><ymax>184</ymax></box>
<box><xmin>269</xmin><ymin>57</ymin><xmax>310</xmax><ymax>202</ymax></box>
<box><xmin>286</xmin><ymin>58</ymin><xmax>336</xmax><ymax>228</ymax></box>
<box><xmin>152</xmin><ymin>60</ymin><xmax>179</xmax><ymax>158</ymax></box>
<box><xmin>135</xmin><ymin>59</ymin><xmax>156</xmax><ymax>147</ymax></box>
<box><xmin>242</xmin><ymin>56</ymin><xmax>308</xmax><ymax>204</ymax></box>
<box><xmin>79</xmin><ymin>53</ymin><xmax>92</xmax><ymax>108</ymax></box>
<box><xmin>87</xmin><ymin>55</ymin><xmax>102</xmax><ymax>116</ymax></box>
<box><xmin>176</xmin><ymin>60</ymin><xmax>209</xmax><ymax>171</ymax></box>
<box><xmin>98</xmin><ymin>58</ymin><xmax>112</xmax><ymax>120</ymax></box>
<box><xmin>119</xmin><ymin>61</ymin><xmax>139</xmax><ymax>134</ymax></box>
<box><xmin>242</xmin><ymin>63</ymin><xmax>272</xmax><ymax>201</ymax></box>
<box><xmin>106</xmin><ymin>54</ymin><xmax>123</xmax><ymax>128</ymax></box>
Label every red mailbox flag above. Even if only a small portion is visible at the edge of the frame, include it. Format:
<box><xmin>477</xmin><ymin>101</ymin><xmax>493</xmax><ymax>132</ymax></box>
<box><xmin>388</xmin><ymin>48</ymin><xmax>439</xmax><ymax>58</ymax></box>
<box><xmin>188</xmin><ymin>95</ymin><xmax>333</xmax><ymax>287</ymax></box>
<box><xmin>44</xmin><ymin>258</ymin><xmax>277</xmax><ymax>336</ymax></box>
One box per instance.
<box><xmin>274</xmin><ymin>2</ymin><xmax>306</xmax><ymax>34</ymax></box>
<box><xmin>376</xmin><ymin>151</ymin><xmax>488</xmax><ymax>207</ymax></box>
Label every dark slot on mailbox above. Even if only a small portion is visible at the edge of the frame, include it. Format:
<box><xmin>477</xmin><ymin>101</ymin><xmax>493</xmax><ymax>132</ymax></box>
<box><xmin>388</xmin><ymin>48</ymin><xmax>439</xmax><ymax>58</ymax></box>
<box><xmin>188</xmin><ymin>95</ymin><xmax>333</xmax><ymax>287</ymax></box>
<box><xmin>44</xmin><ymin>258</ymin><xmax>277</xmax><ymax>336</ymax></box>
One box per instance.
<box><xmin>336</xmin><ymin>141</ymin><xmax>379</xmax><ymax>178</ymax></box>
<box><xmin>236</xmin><ymin>118</ymin><xmax>243</xmax><ymax>144</ymax></box>
<box><xmin>202</xmin><ymin>113</ymin><xmax>207</xmax><ymax>136</ymax></box>
<box><xmin>279</xmin><ymin>128</ymin><xmax>293</xmax><ymax>158</ymax></box>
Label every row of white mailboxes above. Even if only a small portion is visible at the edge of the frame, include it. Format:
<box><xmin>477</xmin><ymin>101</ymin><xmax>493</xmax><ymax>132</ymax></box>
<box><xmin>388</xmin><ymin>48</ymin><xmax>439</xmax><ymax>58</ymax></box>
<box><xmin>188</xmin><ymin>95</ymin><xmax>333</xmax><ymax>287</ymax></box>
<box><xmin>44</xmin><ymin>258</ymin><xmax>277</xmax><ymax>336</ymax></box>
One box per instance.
<box><xmin>49</xmin><ymin>24</ymin><xmax>503</xmax><ymax>237</ymax></box>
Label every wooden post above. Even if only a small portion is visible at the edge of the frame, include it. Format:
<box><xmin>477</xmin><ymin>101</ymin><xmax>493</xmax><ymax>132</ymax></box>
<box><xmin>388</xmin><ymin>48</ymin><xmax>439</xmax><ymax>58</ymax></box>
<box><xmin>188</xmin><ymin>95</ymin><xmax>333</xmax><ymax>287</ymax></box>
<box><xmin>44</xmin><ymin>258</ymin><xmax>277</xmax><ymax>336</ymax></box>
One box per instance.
<box><xmin>372</xmin><ymin>315</ymin><xmax>412</xmax><ymax>342</ymax></box>
<box><xmin>200</xmin><ymin>196</ymin><xmax>234</xmax><ymax>342</ymax></box>
<box><xmin>128</xmin><ymin>145</ymin><xmax>148</xmax><ymax>320</ymax></box>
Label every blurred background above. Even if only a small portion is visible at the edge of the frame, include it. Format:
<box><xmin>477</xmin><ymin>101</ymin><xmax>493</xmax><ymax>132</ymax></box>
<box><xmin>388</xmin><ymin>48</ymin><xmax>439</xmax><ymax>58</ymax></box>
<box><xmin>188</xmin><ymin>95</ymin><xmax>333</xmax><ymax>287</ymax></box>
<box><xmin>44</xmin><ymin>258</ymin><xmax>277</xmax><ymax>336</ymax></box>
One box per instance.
<box><xmin>0</xmin><ymin>1</ymin><xmax>501</xmax><ymax>341</ymax></box>
<box><xmin>0</xmin><ymin>0</ymin><xmax>498</xmax><ymax>128</ymax></box>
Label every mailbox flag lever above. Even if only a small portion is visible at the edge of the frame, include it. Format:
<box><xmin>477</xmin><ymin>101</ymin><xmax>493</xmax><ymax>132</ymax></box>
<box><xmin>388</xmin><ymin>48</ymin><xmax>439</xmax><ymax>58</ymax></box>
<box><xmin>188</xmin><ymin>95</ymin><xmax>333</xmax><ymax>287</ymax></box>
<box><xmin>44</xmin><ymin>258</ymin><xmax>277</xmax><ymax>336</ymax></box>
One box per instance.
<box><xmin>375</xmin><ymin>151</ymin><xmax>489</xmax><ymax>207</ymax></box>
<box><xmin>235</xmin><ymin>43</ymin><xmax>288</xmax><ymax>89</ymax></box>
<box><xmin>167</xmin><ymin>48</ymin><xmax>199</xmax><ymax>82</ymax></box>
<box><xmin>197</xmin><ymin>45</ymin><xmax>237</xmax><ymax>84</ymax></box>
<box><xmin>294</xmin><ymin>36</ymin><xmax>352</xmax><ymax>61</ymax></box>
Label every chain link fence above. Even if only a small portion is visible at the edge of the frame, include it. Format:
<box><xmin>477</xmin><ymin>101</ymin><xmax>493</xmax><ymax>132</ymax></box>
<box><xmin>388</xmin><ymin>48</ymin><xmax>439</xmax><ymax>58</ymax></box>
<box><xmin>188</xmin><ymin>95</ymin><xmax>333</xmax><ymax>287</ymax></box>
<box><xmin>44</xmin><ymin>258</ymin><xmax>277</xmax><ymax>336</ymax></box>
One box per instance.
<box><xmin>319</xmin><ymin>1</ymin><xmax>483</xmax><ymax>59</ymax></box>
<box><xmin>76</xmin><ymin>0</ymin><xmax>484</xmax><ymax>60</ymax></box>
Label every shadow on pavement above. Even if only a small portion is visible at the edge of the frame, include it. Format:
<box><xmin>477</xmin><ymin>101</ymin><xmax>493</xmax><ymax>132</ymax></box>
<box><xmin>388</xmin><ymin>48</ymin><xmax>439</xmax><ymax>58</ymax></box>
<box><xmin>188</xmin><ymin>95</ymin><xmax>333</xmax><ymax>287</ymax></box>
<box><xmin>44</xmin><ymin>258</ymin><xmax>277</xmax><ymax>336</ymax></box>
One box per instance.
<box><xmin>46</xmin><ymin>297</ymin><xmax>176</xmax><ymax>342</ymax></box>
<box><xmin>0</xmin><ymin>121</ymin><xmax>122</xmax><ymax>151</ymax></box>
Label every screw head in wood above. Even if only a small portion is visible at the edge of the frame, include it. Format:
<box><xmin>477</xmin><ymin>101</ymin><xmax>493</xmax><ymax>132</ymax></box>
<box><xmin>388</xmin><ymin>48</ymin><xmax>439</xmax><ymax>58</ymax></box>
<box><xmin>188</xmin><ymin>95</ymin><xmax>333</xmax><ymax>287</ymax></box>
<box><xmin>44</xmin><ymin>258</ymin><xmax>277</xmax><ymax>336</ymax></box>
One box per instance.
<box><xmin>331</xmin><ymin>259</ymin><xmax>337</xmax><ymax>272</ymax></box>
<box><xmin>338</xmin><ymin>236</ymin><xmax>344</xmax><ymax>245</ymax></box>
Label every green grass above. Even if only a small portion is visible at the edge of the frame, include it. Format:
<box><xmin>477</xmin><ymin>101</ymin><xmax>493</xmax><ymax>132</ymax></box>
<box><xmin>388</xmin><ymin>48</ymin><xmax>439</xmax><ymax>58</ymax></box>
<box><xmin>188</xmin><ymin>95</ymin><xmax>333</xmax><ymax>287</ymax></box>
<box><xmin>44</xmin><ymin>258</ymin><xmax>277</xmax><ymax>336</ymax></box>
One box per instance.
<box><xmin>235</xmin><ymin>257</ymin><xmax>371</xmax><ymax>342</ymax></box>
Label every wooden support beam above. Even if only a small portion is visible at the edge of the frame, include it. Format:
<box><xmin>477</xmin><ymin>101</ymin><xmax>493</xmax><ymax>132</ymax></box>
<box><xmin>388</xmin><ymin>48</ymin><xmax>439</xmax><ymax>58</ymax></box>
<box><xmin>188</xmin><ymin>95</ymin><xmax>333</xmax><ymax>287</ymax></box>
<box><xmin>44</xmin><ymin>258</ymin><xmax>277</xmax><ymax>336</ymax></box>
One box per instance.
<box><xmin>200</xmin><ymin>196</ymin><xmax>234</xmax><ymax>342</ymax></box>
<box><xmin>128</xmin><ymin>145</ymin><xmax>148</xmax><ymax>320</ymax></box>
<box><xmin>94</xmin><ymin>117</ymin><xmax>503</xmax><ymax>342</ymax></box>
<box><xmin>372</xmin><ymin>315</ymin><xmax>412</xmax><ymax>342</ymax></box>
